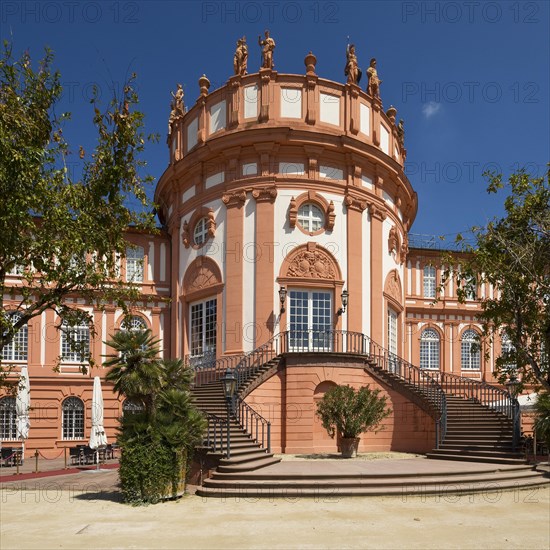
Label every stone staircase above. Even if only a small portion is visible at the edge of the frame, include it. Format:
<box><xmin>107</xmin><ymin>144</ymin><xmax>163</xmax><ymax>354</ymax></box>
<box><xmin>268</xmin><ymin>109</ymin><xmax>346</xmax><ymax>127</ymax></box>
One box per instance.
<box><xmin>191</xmin><ymin>357</ymin><xmax>283</xmax><ymax>472</ymax></box>
<box><xmin>195</xmin><ymin>461</ymin><xmax>549</xmax><ymax>498</ymax></box>
<box><xmin>427</xmin><ymin>395</ymin><xmax>526</xmax><ymax>465</ymax></box>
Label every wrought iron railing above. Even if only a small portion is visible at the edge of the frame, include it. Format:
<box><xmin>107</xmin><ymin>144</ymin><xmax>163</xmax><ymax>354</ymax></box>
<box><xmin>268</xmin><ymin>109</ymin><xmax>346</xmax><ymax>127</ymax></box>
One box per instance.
<box><xmin>204</xmin><ymin>412</ymin><xmax>230</xmax><ymax>456</ymax></box>
<box><xmin>235</xmin><ymin>396</ymin><xmax>271</xmax><ymax>454</ymax></box>
<box><xmin>436</xmin><ymin>371</ymin><xmax>521</xmax><ymax>449</ymax></box>
<box><xmin>195</xmin><ymin>330</ymin><xmax>451</xmax><ymax>453</ymax></box>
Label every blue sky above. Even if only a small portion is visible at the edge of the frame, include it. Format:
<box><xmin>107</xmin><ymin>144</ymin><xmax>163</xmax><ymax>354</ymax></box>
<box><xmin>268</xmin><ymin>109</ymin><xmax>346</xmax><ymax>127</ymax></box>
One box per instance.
<box><xmin>2</xmin><ymin>0</ymin><xmax>549</xmax><ymax>238</ymax></box>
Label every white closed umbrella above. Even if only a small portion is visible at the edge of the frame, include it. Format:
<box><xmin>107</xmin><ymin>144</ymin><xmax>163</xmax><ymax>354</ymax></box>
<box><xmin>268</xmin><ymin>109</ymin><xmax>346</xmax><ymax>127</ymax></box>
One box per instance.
<box><xmin>89</xmin><ymin>377</ymin><xmax>108</xmax><ymax>469</ymax></box>
<box><xmin>16</xmin><ymin>366</ymin><xmax>30</xmax><ymax>460</ymax></box>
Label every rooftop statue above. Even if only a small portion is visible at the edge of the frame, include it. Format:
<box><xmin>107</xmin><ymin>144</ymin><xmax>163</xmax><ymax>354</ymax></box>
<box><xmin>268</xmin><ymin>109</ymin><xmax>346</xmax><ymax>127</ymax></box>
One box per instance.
<box><xmin>233</xmin><ymin>36</ymin><xmax>248</xmax><ymax>76</ymax></box>
<box><xmin>397</xmin><ymin>119</ymin><xmax>405</xmax><ymax>146</ymax></box>
<box><xmin>171</xmin><ymin>83</ymin><xmax>185</xmax><ymax>117</ymax></box>
<box><xmin>344</xmin><ymin>44</ymin><xmax>362</xmax><ymax>85</ymax></box>
<box><xmin>366</xmin><ymin>58</ymin><xmax>382</xmax><ymax>99</ymax></box>
<box><xmin>258</xmin><ymin>29</ymin><xmax>275</xmax><ymax>70</ymax></box>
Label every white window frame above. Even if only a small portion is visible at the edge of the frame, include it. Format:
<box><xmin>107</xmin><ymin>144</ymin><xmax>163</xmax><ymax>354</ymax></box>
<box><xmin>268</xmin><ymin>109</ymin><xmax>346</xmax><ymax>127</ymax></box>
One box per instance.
<box><xmin>193</xmin><ymin>217</ymin><xmax>209</xmax><ymax>246</ymax></box>
<box><xmin>61</xmin><ymin>318</ymin><xmax>90</xmax><ymax>363</ymax></box>
<box><xmin>461</xmin><ymin>329</ymin><xmax>480</xmax><ymax>370</ymax></box>
<box><xmin>0</xmin><ymin>397</ymin><xmax>17</xmax><ymax>441</ymax></box>
<box><xmin>1</xmin><ymin>312</ymin><xmax>28</xmax><ymax>363</ymax></box>
<box><xmin>126</xmin><ymin>246</ymin><xmax>144</xmax><ymax>283</ymax></box>
<box><xmin>288</xmin><ymin>289</ymin><xmax>333</xmax><ymax>352</ymax></box>
<box><xmin>62</xmin><ymin>397</ymin><xmax>84</xmax><ymax>440</ymax></box>
<box><xmin>189</xmin><ymin>298</ymin><xmax>217</xmax><ymax>359</ymax></box>
<box><xmin>420</xmin><ymin>328</ymin><xmax>440</xmax><ymax>370</ymax></box>
<box><xmin>423</xmin><ymin>265</ymin><xmax>436</xmax><ymax>298</ymax></box>
<box><xmin>297</xmin><ymin>203</ymin><xmax>325</xmax><ymax>233</ymax></box>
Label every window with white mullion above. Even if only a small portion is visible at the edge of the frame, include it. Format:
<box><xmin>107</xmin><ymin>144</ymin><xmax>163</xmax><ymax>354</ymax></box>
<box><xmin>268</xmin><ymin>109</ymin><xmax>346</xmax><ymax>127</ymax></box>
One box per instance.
<box><xmin>0</xmin><ymin>397</ymin><xmax>17</xmax><ymax>440</ymax></box>
<box><xmin>297</xmin><ymin>203</ymin><xmax>324</xmax><ymax>232</ymax></box>
<box><xmin>420</xmin><ymin>328</ymin><xmax>440</xmax><ymax>370</ymax></box>
<box><xmin>62</xmin><ymin>397</ymin><xmax>84</xmax><ymax>440</ymax></box>
<box><xmin>126</xmin><ymin>246</ymin><xmax>144</xmax><ymax>282</ymax></box>
<box><xmin>190</xmin><ymin>298</ymin><xmax>217</xmax><ymax>358</ymax></box>
<box><xmin>61</xmin><ymin>319</ymin><xmax>90</xmax><ymax>363</ymax></box>
<box><xmin>193</xmin><ymin>218</ymin><xmax>209</xmax><ymax>245</ymax></box>
<box><xmin>289</xmin><ymin>290</ymin><xmax>332</xmax><ymax>351</ymax></box>
<box><xmin>1</xmin><ymin>312</ymin><xmax>28</xmax><ymax>362</ymax></box>
<box><xmin>423</xmin><ymin>265</ymin><xmax>436</xmax><ymax>298</ymax></box>
<box><xmin>461</xmin><ymin>329</ymin><xmax>480</xmax><ymax>370</ymax></box>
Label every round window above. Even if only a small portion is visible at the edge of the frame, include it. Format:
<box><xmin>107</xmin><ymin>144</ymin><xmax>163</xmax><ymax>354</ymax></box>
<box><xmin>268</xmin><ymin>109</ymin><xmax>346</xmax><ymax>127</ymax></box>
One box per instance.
<box><xmin>297</xmin><ymin>203</ymin><xmax>325</xmax><ymax>232</ymax></box>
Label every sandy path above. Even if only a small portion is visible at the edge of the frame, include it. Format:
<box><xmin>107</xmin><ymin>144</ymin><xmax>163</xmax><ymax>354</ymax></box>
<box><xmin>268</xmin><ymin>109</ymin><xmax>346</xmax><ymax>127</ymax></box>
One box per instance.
<box><xmin>1</xmin><ymin>484</ymin><xmax>549</xmax><ymax>549</ymax></box>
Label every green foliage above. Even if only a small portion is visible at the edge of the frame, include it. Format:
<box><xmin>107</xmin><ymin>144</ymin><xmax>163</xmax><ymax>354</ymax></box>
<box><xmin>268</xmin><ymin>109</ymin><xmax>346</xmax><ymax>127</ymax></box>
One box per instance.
<box><xmin>104</xmin><ymin>329</ymin><xmax>206</xmax><ymax>504</ymax></box>
<box><xmin>0</xmin><ymin>41</ymin><xmax>157</xmax><ymax>373</ymax></box>
<box><xmin>441</xmin><ymin>168</ymin><xmax>550</xmax><ymax>392</ymax></box>
<box><xmin>534</xmin><ymin>393</ymin><xmax>550</xmax><ymax>449</ymax></box>
<box><xmin>316</xmin><ymin>385</ymin><xmax>391</xmax><ymax>439</ymax></box>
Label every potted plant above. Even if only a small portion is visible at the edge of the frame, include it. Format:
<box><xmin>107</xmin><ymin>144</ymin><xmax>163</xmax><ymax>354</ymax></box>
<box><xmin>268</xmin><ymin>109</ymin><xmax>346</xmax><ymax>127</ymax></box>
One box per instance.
<box><xmin>316</xmin><ymin>385</ymin><xmax>391</xmax><ymax>458</ymax></box>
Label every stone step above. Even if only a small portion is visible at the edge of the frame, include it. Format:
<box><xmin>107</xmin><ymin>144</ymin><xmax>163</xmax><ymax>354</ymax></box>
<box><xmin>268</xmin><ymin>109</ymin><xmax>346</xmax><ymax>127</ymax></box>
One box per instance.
<box><xmin>216</xmin><ymin>456</ymin><xmax>282</xmax><ymax>473</ymax></box>
<box><xmin>427</xmin><ymin>452</ymin><xmax>527</xmax><ymax>465</ymax></box>
<box><xmin>196</xmin><ymin>476</ymin><xmax>548</xmax><ymax>498</ymax></box>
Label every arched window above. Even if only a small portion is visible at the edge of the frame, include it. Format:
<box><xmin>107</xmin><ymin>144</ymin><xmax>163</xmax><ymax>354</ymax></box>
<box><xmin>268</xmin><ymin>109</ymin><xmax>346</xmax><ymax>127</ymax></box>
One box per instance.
<box><xmin>423</xmin><ymin>265</ymin><xmax>436</xmax><ymax>298</ymax></box>
<box><xmin>122</xmin><ymin>398</ymin><xmax>144</xmax><ymax>416</ymax></box>
<box><xmin>193</xmin><ymin>217</ymin><xmax>209</xmax><ymax>245</ymax></box>
<box><xmin>61</xmin><ymin>318</ymin><xmax>90</xmax><ymax>363</ymax></box>
<box><xmin>1</xmin><ymin>312</ymin><xmax>28</xmax><ymax>362</ymax></box>
<box><xmin>461</xmin><ymin>329</ymin><xmax>480</xmax><ymax>370</ymax></box>
<box><xmin>297</xmin><ymin>203</ymin><xmax>325</xmax><ymax>232</ymax></box>
<box><xmin>122</xmin><ymin>315</ymin><xmax>147</xmax><ymax>332</ymax></box>
<box><xmin>62</xmin><ymin>397</ymin><xmax>84</xmax><ymax>440</ymax></box>
<box><xmin>126</xmin><ymin>245</ymin><xmax>144</xmax><ymax>282</ymax></box>
<box><xmin>0</xmin><ymin>397</ymin><xmax>17</xmax><ymax>440</ymax></box>
<box><xmin>420</xmin><ymin>328</ymin><xmax>440</xmax><ymax>370</ymax></box>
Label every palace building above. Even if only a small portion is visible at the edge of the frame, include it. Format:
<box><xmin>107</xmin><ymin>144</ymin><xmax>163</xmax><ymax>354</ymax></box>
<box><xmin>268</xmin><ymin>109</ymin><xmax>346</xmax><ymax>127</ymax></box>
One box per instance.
<box><xmin>1</xmin><ymin>39</ymin><xmax>520</xmax><ymax>462</ymax></box>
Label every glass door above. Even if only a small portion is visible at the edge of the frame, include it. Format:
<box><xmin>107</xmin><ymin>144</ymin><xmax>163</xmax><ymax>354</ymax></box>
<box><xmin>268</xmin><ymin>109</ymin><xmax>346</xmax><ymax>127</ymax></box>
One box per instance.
<box><xmin>289</xmin><ymin>290</ymin><xmax>332</xmax><ymax>351</ymax></box>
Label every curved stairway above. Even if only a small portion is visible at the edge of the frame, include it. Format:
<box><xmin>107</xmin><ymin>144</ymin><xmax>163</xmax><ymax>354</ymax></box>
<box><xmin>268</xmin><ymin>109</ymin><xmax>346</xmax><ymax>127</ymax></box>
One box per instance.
<box><xmin>190</xmin><ymin>330</ymin><xmax>547</xmax><ymax>497</ymax></box>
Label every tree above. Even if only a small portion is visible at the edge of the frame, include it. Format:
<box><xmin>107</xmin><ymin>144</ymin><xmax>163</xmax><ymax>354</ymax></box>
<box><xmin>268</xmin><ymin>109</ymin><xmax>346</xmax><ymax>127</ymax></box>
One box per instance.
<box><xmin>0</xmin><ymin>41</ymin><xmax>157</xmax><ymax>375</ymax></box>
<box><xmin>444</xmin><ymin>168</ymin><xmax>550</xmax><ymax>392</ymax></box>
<box><xmin>104</xmin><ymin>328</ymin><xmax>206</xmax><ymax>504</ymax></box>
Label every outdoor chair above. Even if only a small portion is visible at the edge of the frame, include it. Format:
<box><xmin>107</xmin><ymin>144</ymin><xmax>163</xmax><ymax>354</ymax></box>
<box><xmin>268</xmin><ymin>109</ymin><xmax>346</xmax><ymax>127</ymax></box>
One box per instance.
<box><xmin>1</xmin><ymin>447</ymin><xmax>14</xmax><ymax>467</ymax></box>
<box><xmin>82</xmin><ymin>446</ymin><xmax>97</xmax><ymax>465</ymax></box>
<box><xmin>69</xmin><ymin>446</ymin><xmax>82</xmax><ymax>466</ymax></box>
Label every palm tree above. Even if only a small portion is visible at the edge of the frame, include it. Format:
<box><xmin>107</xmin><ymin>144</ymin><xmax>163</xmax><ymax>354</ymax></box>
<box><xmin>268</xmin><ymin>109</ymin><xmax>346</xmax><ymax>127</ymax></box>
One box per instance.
<box><xmin>104</xmin><ymin>329</ymin><xmax>163</xmax><ymax>416</ymax></box>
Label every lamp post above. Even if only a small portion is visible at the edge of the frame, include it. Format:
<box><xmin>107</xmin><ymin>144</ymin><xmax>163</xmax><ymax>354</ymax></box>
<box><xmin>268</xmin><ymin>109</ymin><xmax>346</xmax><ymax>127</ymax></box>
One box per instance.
<box><xmin>221</xmin><ymin>368</ymin><xmax>237</xmax><ymax>458</ymax></box>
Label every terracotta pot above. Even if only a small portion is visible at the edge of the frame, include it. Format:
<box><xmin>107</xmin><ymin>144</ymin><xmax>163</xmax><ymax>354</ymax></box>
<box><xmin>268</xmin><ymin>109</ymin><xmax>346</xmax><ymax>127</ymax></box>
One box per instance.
<box><xmin>339</xmin><ymin>437</ymin><xmax>360</xmax><ymax>458</ymax></box>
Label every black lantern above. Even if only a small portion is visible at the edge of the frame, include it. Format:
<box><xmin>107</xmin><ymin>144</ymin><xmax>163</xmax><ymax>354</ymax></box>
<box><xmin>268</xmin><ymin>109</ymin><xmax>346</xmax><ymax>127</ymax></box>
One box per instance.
<box><xmin>279</xmin><ymin>286</ymin><xmax>288</xmax><ymax>314</ymax></box>
<box><xmin>221</xmin><ymin>368</ymin><xmax>237</xmax><ymax>401</ymax></box>
<box><xmin>337</xmin><ymin>289</ymin><xmax>349</xmax><ymax>316</ymax></box>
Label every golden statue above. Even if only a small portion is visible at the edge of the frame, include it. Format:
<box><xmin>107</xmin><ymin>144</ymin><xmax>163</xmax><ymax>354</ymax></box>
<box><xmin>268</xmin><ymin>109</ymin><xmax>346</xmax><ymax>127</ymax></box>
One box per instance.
<box><xmin>258</xmin><ymin>29</ymin><xmax>275</xmax><ymax>70</ymax></box>
<box><xmin>344</xmin><ymin>44</ymin><xmax>362</xmax><ymax>85</ymax></box>
<box><xmin>366</xmin><ymin>58</ymin><xmax>381</xmax><ymax>98</ymax></box>
<box><xmin>233</xmin><ymin>36</ymin><xmax>248</xmax><ymax>76</ymax></box>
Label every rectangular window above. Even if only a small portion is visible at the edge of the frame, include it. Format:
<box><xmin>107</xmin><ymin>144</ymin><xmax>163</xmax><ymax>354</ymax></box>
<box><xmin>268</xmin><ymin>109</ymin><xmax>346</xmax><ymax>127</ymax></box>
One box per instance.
<box><xmin>209</xmin><ymin>100</ymin><xmax>226</xmax><ymax>134</ymax></box>
<box><xmin>380</xmin><ymin>124</ymin><xmax>390</xmax><ymax>155</ymax></box>
<box><xmin>360</xmin><ymin>103</ymin><xmax>370</xmax><ymax>136</ymax></box>
<box><xmin>61</xmin><ymin>322</ymin><xmax>90</xmax><ymax>363</ymax></box>
<box><xmin>126</xmin><ymin>246</ymin><xmax>144</xmax><ymax>283</ymax></box>
<box><xmin>190</xmin><ymin>298</ymin><xmax>217</xmax><ymax>359</ymax></box>
<box><xmin>280</xmin><ymin>87</ymin><xmax>302</xmax><ymax>118</ymax></box>
<box><xmin>423</xmin><ymin>266</ymin><xmax>436</xmax><ymax>298</ymax></box>
<box><xmin>387</xmin><ymin>308</ymin><xmax>398</xmax><ymax>373</ymax></box>
<box><xmin>319</xmin><ymin>92</ymin><xmax>340</xmax><ymax>126</ymax></box>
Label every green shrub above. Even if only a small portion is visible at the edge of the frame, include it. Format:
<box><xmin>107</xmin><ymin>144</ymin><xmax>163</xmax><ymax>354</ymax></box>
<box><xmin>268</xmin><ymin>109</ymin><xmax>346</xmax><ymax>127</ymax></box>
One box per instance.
<box><xmin>534</xmin><ymin>392</ymin><xmax>550</xmax><ymax>449</ymax></box>
<box><xmin>316</xmin><ymin>385</ymin><xmax>391</xmax><ymax>439</ymax></box>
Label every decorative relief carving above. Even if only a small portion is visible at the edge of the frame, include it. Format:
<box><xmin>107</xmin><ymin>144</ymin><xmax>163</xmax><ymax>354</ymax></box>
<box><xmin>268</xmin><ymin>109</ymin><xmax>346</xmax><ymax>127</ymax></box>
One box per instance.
<box><xmin>399</xmin><ymin>234</ymin><xmax>409</xmax><ymax>264</ymax></box>
<box><xmin>388</xmin><ymin>226</ymin><xmax>399</xmax><ymax>255</ymax></box>
<box><xmin>206</xmin><ymin>208</ymin><xmax>216</xmax><ymax>238</ymax></box>
<box><xmin>251</xmin><ymin>186</ymin><xmax>277</xmax><ymax>203</ymax></box>
<box><xmin>184</xmin><ymin>256</ymin><xmax>223</xmax><ymax>295</ymax></box>
<box><xmin>385</xmin><ymin>270</ymin><xmax>402</xmax><ymax>305</ymax></box>
<box><xmin>368</xmin><ymin>202</ymin><xmax>387</xmax><ymax>221</ymax></box>
<box><xmin>222</xmin><ymin>189</ymin><xmax>247</xmax><ymax>207</ymax></box>
<box><xmin>289</xmin><ymin>196</ymin><xmax>297</xmax><ymax>228</ymax></box>
<box><xmin>327</xmin><ymin>201</ymin><xmax>335</xmax><ymax>230</ymax></box>
<box><xmin>344</xmin><ymin>194</ymin><xmax>368</xmax><ymax>212</ymax></box>
<box><xmin>182</xmin><ymin>220</ymin><xmax>190</xmax><ymax>248</ymax></box>
<box><xmin>286</xmin><ymin>247</ymin><xmax>337</xmax><ymax>280</ymax></box>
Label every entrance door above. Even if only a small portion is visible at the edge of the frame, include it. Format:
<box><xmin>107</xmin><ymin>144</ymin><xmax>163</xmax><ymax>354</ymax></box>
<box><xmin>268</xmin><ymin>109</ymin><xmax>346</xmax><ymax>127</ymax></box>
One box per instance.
<box><xmin>289</xmin><ymin>290</ymin><xmax>332</xmax><ymax>351</ymax></box>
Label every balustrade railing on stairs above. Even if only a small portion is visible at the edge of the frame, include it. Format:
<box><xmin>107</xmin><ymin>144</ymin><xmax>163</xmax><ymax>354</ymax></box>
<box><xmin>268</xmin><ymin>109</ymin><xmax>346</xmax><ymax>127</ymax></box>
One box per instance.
<box><xmin>436</xmin><ymin>371</ymin><xmax>521</xmax><ymax>449</ymax></box>
<box><xmin>194</xmin><ymin>330</ymin><xmax>453</xmax><ymax>455</ymax></box>
<box><xmin>235</xmin><ymin>396</ymin><xmax>271</xmax><ymax>454</ymax></box>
